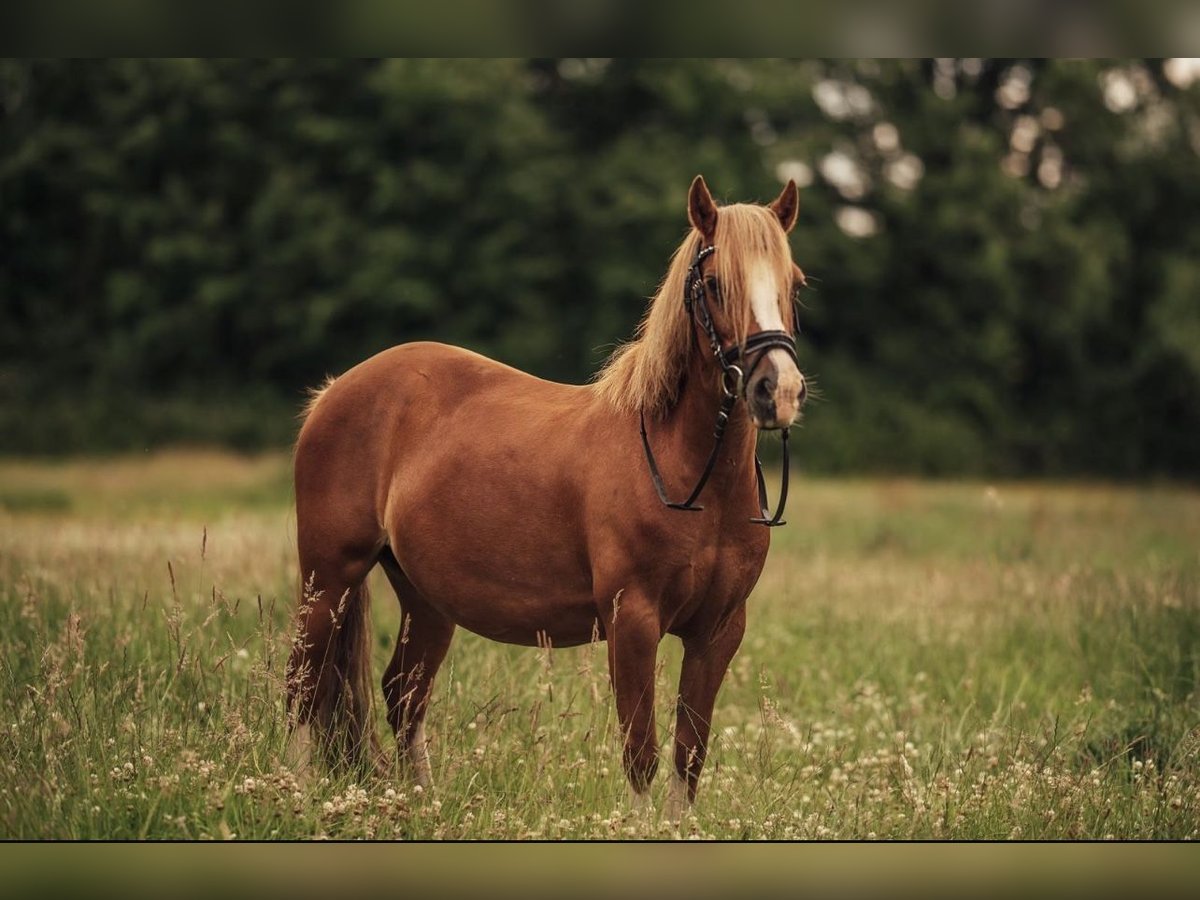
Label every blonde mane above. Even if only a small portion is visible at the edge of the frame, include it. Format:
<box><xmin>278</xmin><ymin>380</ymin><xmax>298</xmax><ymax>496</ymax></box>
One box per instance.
<box><xmin>593</xmin><ymin>203</ymin><xmax>795</xmax><ymax>417</ymax></box>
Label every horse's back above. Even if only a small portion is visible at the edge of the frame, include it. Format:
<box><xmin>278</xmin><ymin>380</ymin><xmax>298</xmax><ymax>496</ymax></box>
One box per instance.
<box><xmin>299</xmin><ymin>341</ymin><xmax>587</xmax><ymax>497</ymax></box>
<box><xmin>308</xmin><ymin>341</ymin><xmax>588</xmax><ymax>422</ymax></box>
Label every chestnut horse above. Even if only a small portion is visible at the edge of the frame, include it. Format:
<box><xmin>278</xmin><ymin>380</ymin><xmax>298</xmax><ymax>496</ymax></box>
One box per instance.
<box><xmin>286</xmin><ymin>175</ymin><xmax>807</xmax><ymax>817</ymax></box>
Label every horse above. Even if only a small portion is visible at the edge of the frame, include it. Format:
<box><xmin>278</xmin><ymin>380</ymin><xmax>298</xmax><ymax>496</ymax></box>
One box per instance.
<box><xmin>285</xmin><ymin>175</ymin><xmax>808</xmax><ymax>818</ymax></box>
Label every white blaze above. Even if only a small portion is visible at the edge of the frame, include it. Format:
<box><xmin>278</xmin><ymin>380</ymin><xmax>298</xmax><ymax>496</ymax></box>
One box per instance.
<box><xmin>748</xmin><ymin>262</ymin><xmax>804</xmax><ymax>424</ymax></box>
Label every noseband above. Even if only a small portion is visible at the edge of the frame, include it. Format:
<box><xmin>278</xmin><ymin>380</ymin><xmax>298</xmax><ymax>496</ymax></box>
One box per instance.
<box><xmin>640</xmin><ymin>242</ymin><xmax>798</xmax><ymax>527</ymax></box>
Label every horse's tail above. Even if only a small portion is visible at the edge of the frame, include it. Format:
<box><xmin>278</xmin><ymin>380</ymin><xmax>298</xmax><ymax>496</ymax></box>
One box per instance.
<box><xmin>301</xmin><ymin>578</ymin><xmax>378</xmax><ymax>772</ymax></box>
<box><xmin>299</xmin><ymin>374</ymin><xmax>337</xmax><ymax>423</ymax></box>
<box><xmin>335</xmin><ymin>578</ymin><xmax>377</xmax><ymax>765</ymax></box>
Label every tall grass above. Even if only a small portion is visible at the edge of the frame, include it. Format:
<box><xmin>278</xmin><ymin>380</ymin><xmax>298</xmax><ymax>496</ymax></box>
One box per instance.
<box><xmin>0</xmin><ymin>453</ymin><xmax>1196</xmax><ymax>838</ymax></box>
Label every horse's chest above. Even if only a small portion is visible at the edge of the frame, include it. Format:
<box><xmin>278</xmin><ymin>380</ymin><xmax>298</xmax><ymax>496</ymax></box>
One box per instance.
<box><xmin>666</xmin><ymin>534</ymin><xmax>768</xmax><ymax>634</ymax></box>
<box><xmin>696</xmin><ymin>545</ymin><xmax>761</xmax><ymax>593</ymax></box>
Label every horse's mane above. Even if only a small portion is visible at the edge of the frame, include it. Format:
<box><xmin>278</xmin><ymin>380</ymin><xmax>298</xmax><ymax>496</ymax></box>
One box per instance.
<box><xmin>593</xmin><ymin>203</ymin><xmax>794</xmax><ymax>418</ymax></box>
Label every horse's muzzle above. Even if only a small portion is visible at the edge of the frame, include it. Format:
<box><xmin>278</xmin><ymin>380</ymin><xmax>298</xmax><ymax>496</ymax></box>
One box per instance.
<box><xmin>749</xmin><ymin>358</ymin><xmax>806</xmax><ymax>430</ymax></box>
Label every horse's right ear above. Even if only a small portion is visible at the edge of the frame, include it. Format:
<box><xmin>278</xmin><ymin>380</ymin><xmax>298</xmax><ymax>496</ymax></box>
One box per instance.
<box><xmin>688</xmin><ymin>175</ymin><xmax>718</xmax><ymax>240</ymax></box>
<box><xmin>770</xmin><ymin>179</ymin><xmax>800</xmax><ymax>233</ymax></box>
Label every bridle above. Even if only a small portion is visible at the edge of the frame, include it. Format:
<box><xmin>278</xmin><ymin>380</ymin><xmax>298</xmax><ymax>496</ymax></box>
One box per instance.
<box><xmin>639</xmin><ymin>241</ymin><xmax>799</xmax><ymax>527</ymax></box>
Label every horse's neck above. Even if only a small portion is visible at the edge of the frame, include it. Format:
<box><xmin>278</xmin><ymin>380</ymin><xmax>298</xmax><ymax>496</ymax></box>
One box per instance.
<box><xmin>661</xmin><ymin>351</ymin><xmax>758</xmax><ymax>479</ymax></box>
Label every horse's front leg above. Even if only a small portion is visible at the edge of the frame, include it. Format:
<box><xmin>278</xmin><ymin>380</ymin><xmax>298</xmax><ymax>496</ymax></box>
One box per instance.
<box><xmin>603</xmin><ymin>589</ymin><xmax>662</xmax><ymax>809</ymax></box>
<box><xmin>666</xmin><ymin>602</ymin><xmax>746</xmax><ymax>821</ymax></box>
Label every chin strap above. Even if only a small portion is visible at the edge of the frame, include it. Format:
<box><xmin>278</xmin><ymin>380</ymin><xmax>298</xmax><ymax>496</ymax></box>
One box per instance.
<box><xmin>751</xmin><ymin>428</ymin><xmax>789</xmax><ymax>526</ymax></box>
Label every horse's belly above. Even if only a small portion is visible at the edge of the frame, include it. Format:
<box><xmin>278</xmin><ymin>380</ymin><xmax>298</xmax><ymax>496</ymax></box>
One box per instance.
<box><xmin>437</xmin><ymin>590</ymin><xmax>603</xmax><ymax>648</ymax></box>
<box><xmin>410</xmin><ymin>577</ymin><xmax>603</xmax><ymax>648</ymax></box>
<box><xmin>389</xmin><ymin>514</ymin><xmax>602</xmax><ymax>647</ymax></box>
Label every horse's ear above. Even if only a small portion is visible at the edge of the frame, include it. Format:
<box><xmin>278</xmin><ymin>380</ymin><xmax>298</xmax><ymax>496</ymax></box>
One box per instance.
<box><xmin>770</xmin><ymin>179</ymin><xmax>800</xmax><ymax>233</ymax></box>
<box><xmin>688</xmin><ymin>175</ymin><xmax>718</xmax><ymax>240</ymax></box>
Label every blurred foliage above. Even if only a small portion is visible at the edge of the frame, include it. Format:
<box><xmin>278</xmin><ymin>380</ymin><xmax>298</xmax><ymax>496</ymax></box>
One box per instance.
<box><xmin>1</xmin><ymin>58</ymin><xmax>1198</xmax><ymax>477</ymax></box>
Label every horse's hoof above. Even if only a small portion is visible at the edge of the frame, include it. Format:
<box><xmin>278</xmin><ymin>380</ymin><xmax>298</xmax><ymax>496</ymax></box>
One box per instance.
<box><xmin>283</xmin><ymin>723</ymin><xmax>315</xmax><ymax>788</ymax></box>
<box><xmin>663</xmin><ymin>773</ymin><xmax>691</xmax><ymax>823</ymax></box>
<box><xmin>629</xmin><ymin>786</ymin><xmax>652</xmax><ymax>814</ymax></box>
<box><xmin>371</xmin><ymin>753</ymin><xmax>393</xmax><ymax>779</ymax></box>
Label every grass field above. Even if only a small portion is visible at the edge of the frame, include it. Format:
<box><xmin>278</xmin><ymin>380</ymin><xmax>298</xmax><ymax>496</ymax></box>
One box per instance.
<box><xmin>1</xmin><ymin>450</ymin><xmax>1197</xmax><ymax>840</ymax></box>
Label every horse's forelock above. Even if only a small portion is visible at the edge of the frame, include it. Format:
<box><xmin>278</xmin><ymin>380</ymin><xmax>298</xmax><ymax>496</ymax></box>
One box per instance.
<box><xmin>711</xmin><ymin>204</ymin><xmax>797</xmax><ymax>346</ymax></box>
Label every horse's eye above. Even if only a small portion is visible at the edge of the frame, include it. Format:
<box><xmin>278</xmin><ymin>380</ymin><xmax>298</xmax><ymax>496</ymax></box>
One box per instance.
<box><xmin>704</xmin><ymin>276</ymin><xmax>720</xmax><ymax>300</ymax></box>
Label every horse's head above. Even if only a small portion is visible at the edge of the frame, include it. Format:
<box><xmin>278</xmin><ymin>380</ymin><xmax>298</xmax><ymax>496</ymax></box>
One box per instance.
<box><xmin>686</xmin><ymin>175</ymin><xmax>808</xmax><ymax>430</ymax></box>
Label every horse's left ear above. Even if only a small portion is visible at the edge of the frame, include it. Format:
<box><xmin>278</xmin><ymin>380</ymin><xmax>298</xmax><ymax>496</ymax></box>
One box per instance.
<box><xmin>770</xmin><ymin>179</ymin><xmax>800</xmax><ymax>233</ymax></box>
<box><xmin>688</xmin><ymin>175</ymin><xmax>719</xmax><ymax>240</ymax></box>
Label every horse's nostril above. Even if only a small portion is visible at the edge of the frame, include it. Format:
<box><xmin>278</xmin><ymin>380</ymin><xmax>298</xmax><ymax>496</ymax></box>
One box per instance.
<box><xmin>797</xmin><ymin>380</ymin><xmax>808</xmax><ymax>406</ymax></box>
<box><xmin>756</xmin><ymin>377</ymin><xmax>776</xmax><ymax>400</ymax></box>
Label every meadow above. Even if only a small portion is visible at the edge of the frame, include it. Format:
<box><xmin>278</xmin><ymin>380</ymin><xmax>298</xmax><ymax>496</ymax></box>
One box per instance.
<box><xmin>1</xmin><ymin>450</ymin><xmax>1197</xmax><ymax>840</ymax></box>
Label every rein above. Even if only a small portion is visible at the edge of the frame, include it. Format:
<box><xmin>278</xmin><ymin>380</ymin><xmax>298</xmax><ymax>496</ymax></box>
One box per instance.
<box><xmin>640</xmin><ymin>242</ymin><xmax>797</xmax><ymax>527</ymax></box>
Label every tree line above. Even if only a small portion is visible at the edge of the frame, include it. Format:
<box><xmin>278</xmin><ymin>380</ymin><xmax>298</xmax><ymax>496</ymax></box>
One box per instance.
<box><xmin>2</xmin><ymin>59</ymin><xmax>1197</xmax><ymax>477</ymax></box>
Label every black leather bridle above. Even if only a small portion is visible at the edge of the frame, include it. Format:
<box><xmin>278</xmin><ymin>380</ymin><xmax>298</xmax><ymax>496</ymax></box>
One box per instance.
<box><xmin>639</xmin><ymin>241</ymin><xmax>799</xmax><ymax>527</ymax></box>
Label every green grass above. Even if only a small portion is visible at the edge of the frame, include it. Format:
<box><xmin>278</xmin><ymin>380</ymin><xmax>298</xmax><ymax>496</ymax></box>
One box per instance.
<box><xmin>0</xmin><ymin>452</ymin><xmax>1197</xmax><ymax>839</ymax></box>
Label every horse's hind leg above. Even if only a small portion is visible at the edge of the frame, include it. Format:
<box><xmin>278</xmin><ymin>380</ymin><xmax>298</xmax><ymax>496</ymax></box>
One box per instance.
<box><xmin>378</xmin><ymin>549</ymin><xmax>455</xmax><ymax>788</ymax></box>
<box><xmin>286</xmin><ymin>539</ymin><xmax>381</xmax><ymax>773</ymax></box>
